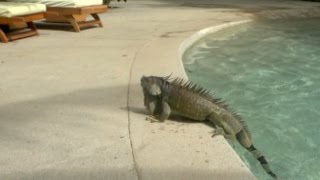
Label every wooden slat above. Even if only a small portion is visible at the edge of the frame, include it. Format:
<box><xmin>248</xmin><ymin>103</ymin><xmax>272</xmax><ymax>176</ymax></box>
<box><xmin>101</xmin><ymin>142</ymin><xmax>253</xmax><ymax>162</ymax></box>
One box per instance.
<box><xmin>0</xmin><ymin>20</ymin><xmax>40</xmax><ymax>43</ymax></box>
<box><xmin>45</xmin><ymin>11</ymin><xmax>60</xmax><ymax>17</ymax></box>
<box><xmin>47</xmin><ymin>5</ymin><xmax>107</xmax><ymax>15</ymax></box>
<box><xmin>0</xmin><ymin>17</ymin><xmax>24</xmax><ymax>24</ymax></box>
<box><xmin>47</xmin><ymin>7</ymin><xmax>81</xmax><ymax>15</ymax></box>
<box><xmin>0</xmin><ymin>13</ymin><xmax>45</xmax><ymax>24</ymax></box>
<box><xmin>22</xmin><ymin>13</ymin><xmax>45</xmax><ymax>22</ymax></box>
<box><xmin>80</xmin><ymin>5</ymin><xmax>108</xmax><ymax>14</ymax></box>
<box><xmin>45</xmin><ymin>14</ymin><xmax>87</xmax><ymax>23</ymax></box>
<box><xmin>7</xmin><ymin>30</ymin><xmax>37</xmax><ymax>41</ymax></box>
<box><xmin>0</xmin><ymin>28</ymin><xmax>9</xmax><ymax>43</ymax></box>
<box><xmin>91</xmin><ymin>14</ymin><xmax>103</xmax><ymax>27</ymax></box>
<box><xmin>65</xmin><ymin>15</ymin><xmax>80</xmax><ymax>32</ymax></box>
<box><xmin>78</xmin><ymin>20</ymin><xmax>100</xmax><ymax>28</ymax></box>
<box><xmin>27</xmin><ymin>21</ymin><xmax>37</xmax><ymax>31</ymax></box>
<box><xmin>66</xmin><ymin>14</ymin><xmax>103</xmax><ymax>32</ymax></box>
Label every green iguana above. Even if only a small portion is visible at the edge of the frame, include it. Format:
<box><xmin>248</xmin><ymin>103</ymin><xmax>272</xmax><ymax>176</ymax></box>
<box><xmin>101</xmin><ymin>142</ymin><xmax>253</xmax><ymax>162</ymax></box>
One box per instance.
<box><xmin>140</xmin><ymin>75</ymin><xmax>277</xmax><ymax>178</ymax></box>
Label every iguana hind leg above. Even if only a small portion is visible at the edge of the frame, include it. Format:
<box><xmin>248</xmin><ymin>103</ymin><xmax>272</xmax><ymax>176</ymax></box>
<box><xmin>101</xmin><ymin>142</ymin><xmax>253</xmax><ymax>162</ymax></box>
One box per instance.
<box><xmin>207</xmin><ymin>112</ymin><xmax>236</xmax><ymax>140</ymax></box>
<box><xmin>211</xmin><ymin>126</ymin><xmax>235</xmax><ymax>140</ymax></box>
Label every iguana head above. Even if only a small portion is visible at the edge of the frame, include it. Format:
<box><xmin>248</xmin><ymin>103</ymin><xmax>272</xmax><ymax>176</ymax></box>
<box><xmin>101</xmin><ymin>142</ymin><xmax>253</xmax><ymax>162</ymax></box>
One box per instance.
<box><xmin>140</xmin><ymin>75</ymin><xmax>171</xmax><ymax>96</ymax></box>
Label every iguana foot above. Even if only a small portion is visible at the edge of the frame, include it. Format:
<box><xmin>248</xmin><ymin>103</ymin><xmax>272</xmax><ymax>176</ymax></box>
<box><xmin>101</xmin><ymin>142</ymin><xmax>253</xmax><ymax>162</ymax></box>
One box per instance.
<box><xmin>211</xmin><ymin>128</ymin><xmax>235</xmax><ymax>140</ymax></box>
<box><xmin>211</xmin><ymin>128</ymin><xmax>225</xmax><ymax>138</ymax></box>
<box><xmin>145</xmin><ymin>116</ymin><xmax>163</xmax><ymax>123</ymax></box>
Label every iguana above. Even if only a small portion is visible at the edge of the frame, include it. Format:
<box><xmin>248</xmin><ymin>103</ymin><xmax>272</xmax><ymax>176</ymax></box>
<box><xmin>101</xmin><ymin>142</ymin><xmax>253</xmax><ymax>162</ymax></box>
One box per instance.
<box><xmin>140</xmin><ymin>75</ymin><xmax>277</xmax><ymax>178</ymax></box>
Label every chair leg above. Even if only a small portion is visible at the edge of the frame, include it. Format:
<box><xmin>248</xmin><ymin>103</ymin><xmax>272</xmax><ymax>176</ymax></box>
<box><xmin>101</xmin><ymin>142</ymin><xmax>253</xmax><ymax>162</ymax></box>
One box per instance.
<box><xmin>91</xmin><ymin>14</ymin><xmax>103</xmax><ymax>27</ymax></box>
<box><xmin>0</xmin><ymin>27</ymin><xmax>9</xmax><ymax>43</ymax></box>
<box><xmin>66</xmin><ymin>15</ymin><xmax>81</xmax><ymax>32</ymax></box>
<box><xmin>27</xmin><ymin>22</ymin><xmax>37</xmax><ymax>31</ymax></box>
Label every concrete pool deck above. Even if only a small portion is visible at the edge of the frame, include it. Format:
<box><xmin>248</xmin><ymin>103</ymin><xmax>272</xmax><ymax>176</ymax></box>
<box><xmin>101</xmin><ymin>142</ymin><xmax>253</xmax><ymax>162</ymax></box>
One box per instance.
<box><xmin>1</xmin><ymin>0</ymin><xmax>319</xmax><ymax>179</ymax></box>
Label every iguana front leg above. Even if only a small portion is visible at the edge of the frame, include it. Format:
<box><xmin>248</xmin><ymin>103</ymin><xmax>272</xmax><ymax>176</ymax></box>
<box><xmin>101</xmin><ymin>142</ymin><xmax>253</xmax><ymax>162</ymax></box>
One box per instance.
<box><xmin>143</xmin><ymin>90</ymin><xmax>158</xmax><ymax>115</ymax></box>
<box><xmin>146</xmin><ymin>100</ymin><xmax>171</xmax><ymax>123</ymax></box>
<box><xmin>145</xmin><ymin>115</ymin><xmax>161</xmax><ymax>123</ymax></box>
<box><xmin>145</xmin><ymin>99</ymin><xmax>160</xmax><ymax>123</ymax></box>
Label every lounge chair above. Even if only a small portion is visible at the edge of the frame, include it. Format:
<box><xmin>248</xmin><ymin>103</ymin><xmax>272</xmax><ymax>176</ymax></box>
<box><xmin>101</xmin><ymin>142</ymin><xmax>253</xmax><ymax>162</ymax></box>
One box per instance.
<box><xmin>0</xmin><ymin>2</ymin><xmax>46</xmax><ymax>43</ymax></box>
<box><xmin>7</xmin><ymin>0</ymin><xmax>108</xmax><ymax>32</ymax></box>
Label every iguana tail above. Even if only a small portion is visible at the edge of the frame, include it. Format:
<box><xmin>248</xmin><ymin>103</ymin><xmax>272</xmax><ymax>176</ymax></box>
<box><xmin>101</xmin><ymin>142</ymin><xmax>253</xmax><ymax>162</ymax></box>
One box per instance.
<box><xmin>236</xmin><ymin>129</ymin><xmax>277</xmax><ymax>178</ymax></box>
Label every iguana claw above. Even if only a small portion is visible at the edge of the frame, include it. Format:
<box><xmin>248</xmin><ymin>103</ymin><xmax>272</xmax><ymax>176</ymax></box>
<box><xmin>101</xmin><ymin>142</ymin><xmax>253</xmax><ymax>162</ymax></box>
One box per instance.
<box><xmin>211</xmin><ymin>128</ymin><xmax>225</xmax><ymax>138</ymax></box>
<box><xmin>145</xmin><ymin>116</ymin><xmax>161</xmax><ymax>123</ymax></box>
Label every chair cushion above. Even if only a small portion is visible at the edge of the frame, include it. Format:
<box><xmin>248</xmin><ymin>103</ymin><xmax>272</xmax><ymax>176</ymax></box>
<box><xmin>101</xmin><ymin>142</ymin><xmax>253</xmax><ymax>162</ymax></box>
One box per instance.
<box><xmin>0</xmin><ymin>2</ymin><xmax>46</xmax><ymax>18</ymax></box>
<box><xmin>6</xmin><ymin>0</ymin><xmax>103</xmax><ymax>8</ymax></box>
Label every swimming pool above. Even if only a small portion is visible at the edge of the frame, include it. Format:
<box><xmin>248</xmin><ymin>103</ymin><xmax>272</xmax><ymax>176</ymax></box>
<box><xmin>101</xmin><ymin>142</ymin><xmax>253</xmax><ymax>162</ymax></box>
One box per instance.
<box><xmin>183</xmin><ymin>18</ymin><xmax>320</xmax><ymax>180</ymax></box>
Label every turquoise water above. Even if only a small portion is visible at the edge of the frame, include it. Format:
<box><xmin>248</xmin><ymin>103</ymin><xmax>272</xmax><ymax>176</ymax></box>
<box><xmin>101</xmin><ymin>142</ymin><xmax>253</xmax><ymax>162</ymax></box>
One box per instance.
<box><xmin>183</xmin><ymin>18</ymin><xmax>320</xmax><ymax>180</ymax></box>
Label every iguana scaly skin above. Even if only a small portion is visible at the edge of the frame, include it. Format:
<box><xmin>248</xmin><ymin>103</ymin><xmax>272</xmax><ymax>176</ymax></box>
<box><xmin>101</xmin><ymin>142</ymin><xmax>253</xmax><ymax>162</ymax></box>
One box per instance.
<box><xmin>141</xmin><ymin>75</ymin><xmax>277</xmax><ymax>178</ymax></box>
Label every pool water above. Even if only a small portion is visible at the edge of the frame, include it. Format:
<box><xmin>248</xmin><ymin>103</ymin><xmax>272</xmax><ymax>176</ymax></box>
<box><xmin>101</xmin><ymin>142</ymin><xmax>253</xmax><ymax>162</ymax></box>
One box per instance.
<box><xmin>183</xmin><ymin>18</ymin><xmax>320</xmax><ymax>180</ymax></box>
